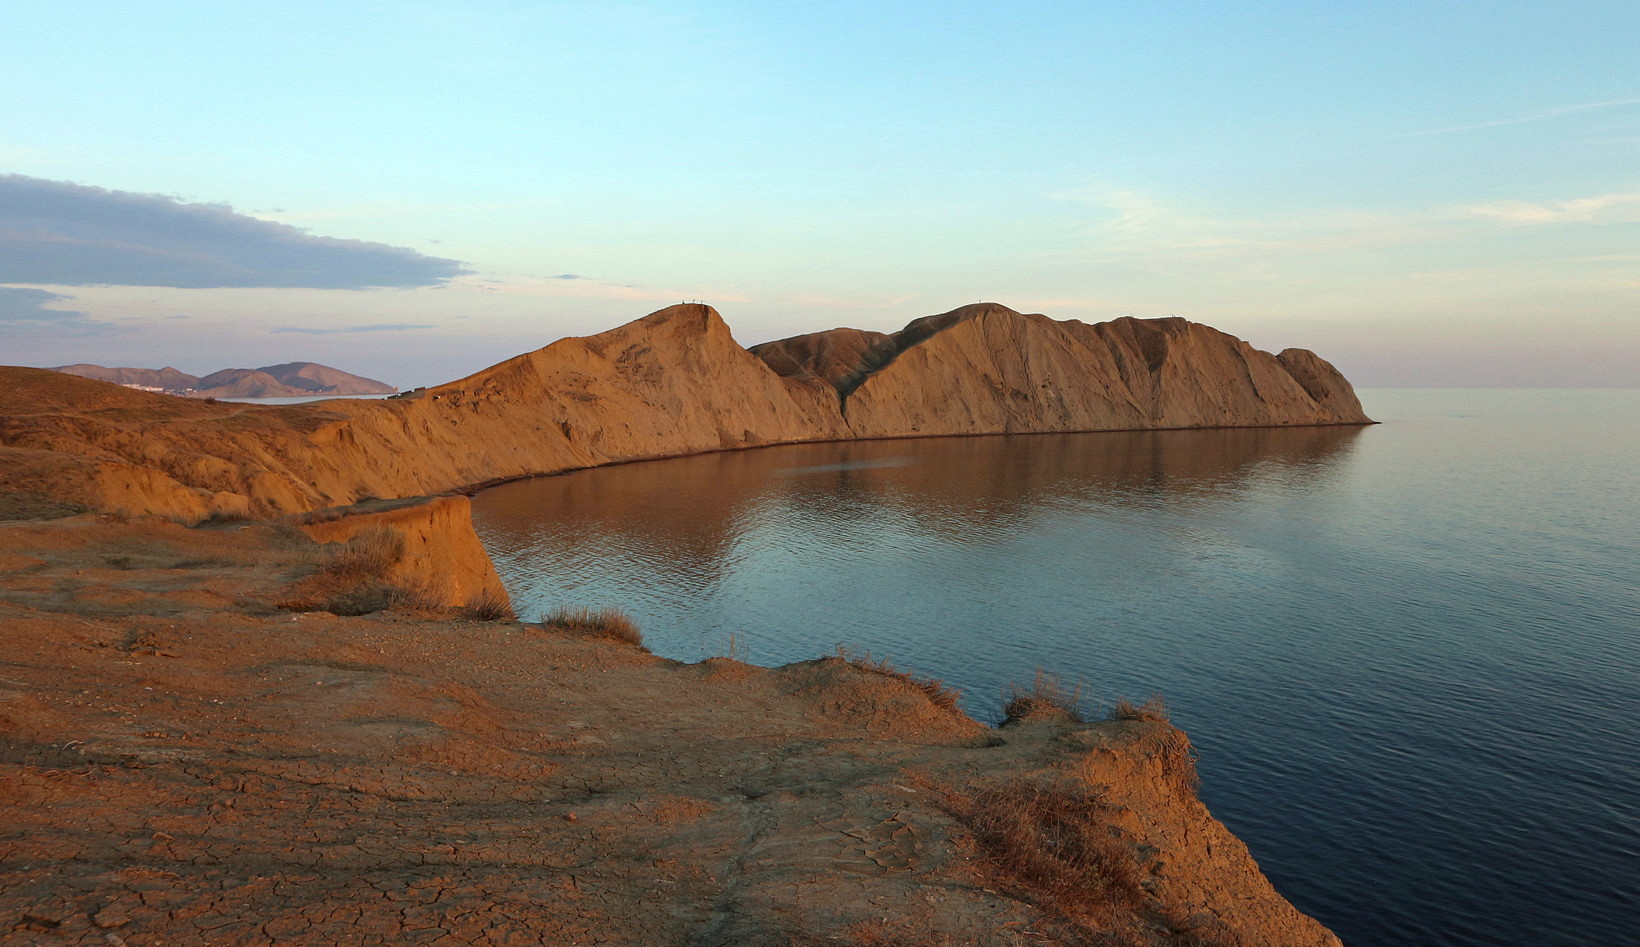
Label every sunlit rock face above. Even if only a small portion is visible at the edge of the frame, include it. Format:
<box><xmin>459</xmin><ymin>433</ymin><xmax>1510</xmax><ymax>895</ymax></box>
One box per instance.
<box><xmin>753</xmin><ymin>302</ymin><xmax>1371</xmax><ymax>436</ymax></box>
<box><xmin>0</xmin><ymin>302</ymin><xmax>1368</xmax><ymax>522</ymax></box>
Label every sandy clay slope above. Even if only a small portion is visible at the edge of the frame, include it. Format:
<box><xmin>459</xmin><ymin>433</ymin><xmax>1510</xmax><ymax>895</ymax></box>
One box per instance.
<box><xmin>0</xmin><ymin>516</ymin><xmax>1340</xmax><ymax>946</ymax></box>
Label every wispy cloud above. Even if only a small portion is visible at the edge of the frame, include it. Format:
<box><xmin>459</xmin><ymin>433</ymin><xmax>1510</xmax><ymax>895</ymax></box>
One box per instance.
<box><xmin>270</xmin><ymin>323</ymin><xmax>437</xmax><ymax>335</ymax></box>
<box><xmin>1405</xmin><ymin>96</ymin><xmax>1640</xmax><ymax>137</ymax></box>
<box><xmin>0</xmin><ymin>175</ymin><xmax>469</xmax><ymax>289</ymax></box>
<box><xmin>1467</xmin><ymin>191</ymin><xmax>1640</xmax><ymax>225</ymax></box>
<box><xmin>1053</xmin><ymin>185</ymin><xmax>1640</xmax><ymax>269</ymax></box>
<box><xmin>776</xmin><ymin>292</ymin><xmax>919</xmax><ymax>311</ymax></box>
<box><xmin>466</xmin><ymin>274</ymin><xmax>751</xmax><ymax>305</ymax></box>
<box><xmin>1050</xmin><ymin>187</ymin><xmax>1429</xmax><ymax>263</ymax></box>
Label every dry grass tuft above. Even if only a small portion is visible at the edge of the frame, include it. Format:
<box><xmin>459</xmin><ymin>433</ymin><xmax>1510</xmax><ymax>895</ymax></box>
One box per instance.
<box><xmin>1150</xmin><ymin>727</ymin><xmax>1203</xmax><ymax>801</ymax></box>
<box><xmin>1109</xmin><ymin>693</ymin><xmax>1170</xmax><ymax>724</ymax></box>
<box><xmin>275</xmin><ymin>526</ymin><xmax>417</xmax><ymax>616</ymax></box>
<box><xmin>460</xmin><ymin>588</ymin><xmax>514</xmax><ymax>622</ymax></box>
<box><xmin>833</xmin><ymin>647</ymin><xmax>963</xmax><ymax>713</ymax></box>
<box><xmin>322</xmin><ymin>582</ymin><xmax>420</xmax><ymax>617</ymax></box>
<box><xmin>197</xmin><ymin>510</ymin><xmax>252</xmax><ymax>526</ymax></box>
<box><xmin>944</xmin><ymin>778</ymin><xmax>1147</xmax><ymax>932</ymax></box>
<box><xmin>315</xmin><ymin>527</ymin><xmax>404</xmax><ymax>583</ymax></box>
<box><xmin>1001</xmin><ymin>669</ymin><xmax>1087</xmax><ymax>724</ymax></box>
<box><xmin>542</xmin><ymin>605</ymin><xmax>644</xmax><ymax>648</ymax></box>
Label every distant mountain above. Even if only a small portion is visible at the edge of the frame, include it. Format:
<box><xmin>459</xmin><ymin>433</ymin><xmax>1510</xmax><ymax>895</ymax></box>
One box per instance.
<box><xmin>193</xmin><ymin>368</ymin><xmax>305</xmax><ymax>398</ymax></box>
<box><xmin>51</xmin><ymin>364</ymin><xmax>201</xmax><ymax>391</ymax></box>
<box><xmin>52</xmin><ymin>362</ymin><xmax>395</xmax><ymax>398</ymax></box>
<box><xmin>257</xmin><ymin>362</ymin><xmax>396</xmax><ymax>395</ymax></box>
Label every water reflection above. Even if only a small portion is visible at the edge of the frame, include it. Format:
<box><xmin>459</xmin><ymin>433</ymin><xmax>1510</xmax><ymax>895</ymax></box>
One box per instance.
<box><xmin>471</xmin><ymin>425</ymin><xmax>1363</xmax><ymax>660</ymax></box>
<box><xmin>470</xmin><ymin>396</ymin><xmax>1640</xmax><ymax>947</ymax></box>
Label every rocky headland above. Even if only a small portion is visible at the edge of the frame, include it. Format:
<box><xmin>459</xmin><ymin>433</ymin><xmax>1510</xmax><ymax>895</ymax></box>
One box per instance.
<box><xmin>0</xmin><ymin>303</ymin><xmax>1363</xmax><ymax>944</ymax></box>
<box><xmin>7</xmin><ymin>302</ymin><xmax>1368</xmax><ymax>527</ymax></box>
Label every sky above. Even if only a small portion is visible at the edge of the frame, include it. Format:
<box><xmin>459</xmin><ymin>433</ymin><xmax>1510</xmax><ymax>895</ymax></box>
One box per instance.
<box><xmin>2</xmin><ymin>0</ymin><xmax>1636</xmax><ymax>388</ymax></box>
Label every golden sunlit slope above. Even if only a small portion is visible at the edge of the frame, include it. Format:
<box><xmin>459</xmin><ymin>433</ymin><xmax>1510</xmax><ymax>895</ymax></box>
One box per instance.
<box><xmin>2</xmin><ymin>303</ymin><xmax>1369</xmax><ymax>523</ymax></box>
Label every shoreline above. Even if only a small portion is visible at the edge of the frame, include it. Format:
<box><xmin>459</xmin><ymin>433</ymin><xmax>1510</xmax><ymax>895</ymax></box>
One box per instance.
<box><xmin>0</xmin><ymin>511</ymin><xmax>1342</xmax><ymax>944</ymax></box>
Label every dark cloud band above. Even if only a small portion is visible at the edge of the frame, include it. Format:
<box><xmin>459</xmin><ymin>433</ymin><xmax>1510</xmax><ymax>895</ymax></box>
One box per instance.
<box><xmin>0</xmin><ymin>175</ymin><xmax>468</xmax><ymax>289</ymax></box>
<box><xmin>0</xmin><ymin>286</ymin><xmax>111</xmax><ymax>333</ymax></box>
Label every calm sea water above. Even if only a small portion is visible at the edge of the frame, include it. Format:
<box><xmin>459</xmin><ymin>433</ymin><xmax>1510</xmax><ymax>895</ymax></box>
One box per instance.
<box><xmin>471</xmin><ymin>390</ymin><xmax>1639</xmax><ymax>946</ymax></box>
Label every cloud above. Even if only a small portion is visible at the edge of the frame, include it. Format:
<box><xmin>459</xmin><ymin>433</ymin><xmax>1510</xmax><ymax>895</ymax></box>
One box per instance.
<box><xmin>475</xmin><ymin>274</ymin><xmax>751</xmax><ymax>304</ymax></box>
<box><xmin>269</xmin><ymin>323</ymin><xmax>437</xmax><ymax>335</ymax></box>
<box><xmin>0</xmin><ymin>286</ymin><xmax>112</xmax><ymax>333</ymax></box>
<box><xmin>1467</xmin><ymin>192</ymin><xmax>1640</xmax><ymax>225</ymax></box>
<box><xmin>1052</xmin><ymin>185</ymin><xmax>1640</xmax><ymax>270</ymax></box>
<box><xmin>551</xmin><ymin>273</ymin><xmax>588</xmax><ymax>280</ymax></box>
<box><xmin>0</xmin><ymin>174</ymin><xmax>469</xmax><ymax>289</ymax></box>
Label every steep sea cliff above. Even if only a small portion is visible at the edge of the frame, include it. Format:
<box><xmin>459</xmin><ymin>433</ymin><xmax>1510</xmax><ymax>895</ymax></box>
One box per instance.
<box><xmin>1</xmin><ymin>302</ymin><xmax>1368</xmax><ymax>528</ymax></box>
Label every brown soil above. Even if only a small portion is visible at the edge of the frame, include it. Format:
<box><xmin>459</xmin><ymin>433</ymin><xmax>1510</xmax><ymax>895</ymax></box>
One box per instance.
<box><xmin>0</xmin><ymin>515</ymin><xmax>1340</xmax><ymax>946</ymax></box>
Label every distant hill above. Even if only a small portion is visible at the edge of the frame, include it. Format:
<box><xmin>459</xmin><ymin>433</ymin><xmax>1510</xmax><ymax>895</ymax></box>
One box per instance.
<box><xmin>51</xmin><ymin>364</ymin><xmax>201</xmax><ymax>391</ymax></box>
<box><xmin>52</xmin><ymin>361</ymin><xmax>396</xmax><ymax>398</ymax></box>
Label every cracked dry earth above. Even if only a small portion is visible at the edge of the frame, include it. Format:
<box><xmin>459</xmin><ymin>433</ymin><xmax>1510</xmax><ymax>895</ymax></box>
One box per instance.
<box><xmin>1</xmin><ymin>515</ymin><xmax>1337</xmax><ymax>946</ymax></box>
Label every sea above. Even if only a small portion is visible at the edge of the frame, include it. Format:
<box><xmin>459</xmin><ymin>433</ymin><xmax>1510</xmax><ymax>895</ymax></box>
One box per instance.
<box><xmin>469</xmin><ymin>389</ymin><xmax>1639</xmax><ymax>947</ymax></box>
<box><xmin>218</xmin><ymin>393</ymin><xmax>395</xmax><ymax>404</ymax></box>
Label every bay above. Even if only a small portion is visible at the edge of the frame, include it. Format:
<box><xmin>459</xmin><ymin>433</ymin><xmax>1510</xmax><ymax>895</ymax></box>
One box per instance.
<box><xmin>471</xmin><ymin>389</ymin><xmax>1640</xmax><ymax>946</ymax></box>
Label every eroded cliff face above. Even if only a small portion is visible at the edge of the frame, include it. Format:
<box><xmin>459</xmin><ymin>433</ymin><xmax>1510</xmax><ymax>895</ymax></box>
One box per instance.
<box><xmin>297</xmin><ymin>495</ymin><xmax>509</xmax><ymax>610</ymax></box>
<box><xmin>753</xmin><ymin>303</ymin><xmax>1371</xmax><ymax>436</ymax></box>
<box><xmin>0</xmin><ymin>302</ymin><xmax>1368</xmax><ymax>524</ymax></box>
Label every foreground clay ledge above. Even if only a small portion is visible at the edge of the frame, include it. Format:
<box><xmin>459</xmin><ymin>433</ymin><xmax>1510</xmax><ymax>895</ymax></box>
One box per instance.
<box><xmin>1</xmin><ymin>514</ymin><xmax>1340</xmax><ymax>945</ymax></box>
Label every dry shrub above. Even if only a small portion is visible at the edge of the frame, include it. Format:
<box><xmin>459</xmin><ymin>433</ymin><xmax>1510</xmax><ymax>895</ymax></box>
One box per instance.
<box><xmin>1109</xmin><ymin>693</ymin><xmax>1170</xmax><ymax>724</ymax></box>
<box><xmin>1002</xmin><ymin>669</ymin><xmax>1087</xmax><ymax>724</ymax></box>
<box><xmin>833</xmin><ymin>647</ymin><xmax>962</xmax><ymax>714</ymax></box>
<box><xmin>0</xmin><ymin>491</ymin><xmax>87</xmax><ymax>521</ymax></box>
<box><xmin>946</xmin><ymin>778</ymin><xmax>1147</xmax><ymax>932</ymax></box>
<box><xmin>279</xmin><ymin>581</ymin><xmax>423</xmax><ymax>617</ymax></box>
<box><xmin>198</xmin><ymin>510</ymin><xmax>252</xmax><ymax>526</ymax></box>
<box><xmin>293</xmin><ymin>507</ymin><xmax>346</xmax><ymax>525</ymax></box>
<box><xmin>1148</xmin><ymin>727</ymin><xmax>1202</xmax><ymax>801</ymax></box>
<box><xmin>460</xmin><ymin>588</ymin><xmax>514</xmax><ymax>622</ymax></box>
<box><xmin>315</xmin><ymin>526</ymin><xmax>404</xmax><ymax>583</ymax></box>
<box><xmin>276</xmin><ymin>526</ymin><xmax>415</xmax><ymax>616</ymax></box>
<box><xmin>543</xmin><ymin>605</ymin><xmax>644</xmax><ymax>648</ymax></box>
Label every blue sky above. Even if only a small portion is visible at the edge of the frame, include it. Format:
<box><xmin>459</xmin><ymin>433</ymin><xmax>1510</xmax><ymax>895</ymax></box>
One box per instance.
<box><xmin>3</xmin><ymin>0</ymin><xmax>1636</xmax><ymax>387</ymax></box>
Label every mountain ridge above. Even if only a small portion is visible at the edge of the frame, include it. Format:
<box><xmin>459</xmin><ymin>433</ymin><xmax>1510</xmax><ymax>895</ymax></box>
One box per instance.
<box><xmin>50</xmin><ymin>360</ymin><xmax>396</xmax><ymax>398</ymax></box>
<box><xmin>6</xmin><ymin>302</ymin><xmax>1369</xmax><ymax>523</ymax></box>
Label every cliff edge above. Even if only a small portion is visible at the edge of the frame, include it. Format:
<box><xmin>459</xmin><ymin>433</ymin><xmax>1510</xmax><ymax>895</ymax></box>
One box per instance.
<box><xmin>0</xmin><ymin>515</ymin><xmax>1341</xmax><ymax>945</ymax></box>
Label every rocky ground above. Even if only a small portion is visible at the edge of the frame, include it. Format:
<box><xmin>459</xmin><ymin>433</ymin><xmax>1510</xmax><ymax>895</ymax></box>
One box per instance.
<box><xmin>0</xmin><ymin>513</ymin><xmax>1339</xmax><ymax>946</ymax></box>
